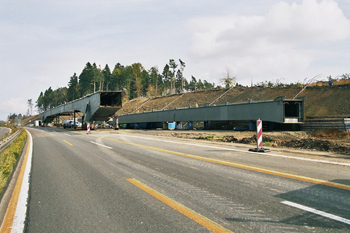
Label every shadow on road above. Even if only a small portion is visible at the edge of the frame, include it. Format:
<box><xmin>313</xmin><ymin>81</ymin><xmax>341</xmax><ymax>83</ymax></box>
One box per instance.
<box><xmin>225</xmin><ymin>180</ymin><xmax>350</xmax><ymax>231</ymax></box>
<box><xmin>275</xmin><ymin>179</ymin><xmax>350</xmax><ymax>230</ymax></box>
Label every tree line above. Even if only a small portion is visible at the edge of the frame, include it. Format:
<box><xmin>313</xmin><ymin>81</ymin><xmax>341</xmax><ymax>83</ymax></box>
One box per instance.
<box><xmin>36</xmin><ymin>60</ymin><xmax>215</xmax><ymax>112</ymax></box>
<box><xmin>35</xmin><ymin>58</ymin><xmax>350</xmax><ymax>114</ymax></box>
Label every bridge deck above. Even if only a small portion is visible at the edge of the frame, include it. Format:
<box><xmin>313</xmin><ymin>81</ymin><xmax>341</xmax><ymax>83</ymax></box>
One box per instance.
<box><xmin>41</xmin><ymin>91</ymin><xmax>122</xmax><ymax>123</ymax></box>
<box><xmin>118</xmin><ymin>98</ymin><xmax>304</xmax><ymax>125</ymax></box>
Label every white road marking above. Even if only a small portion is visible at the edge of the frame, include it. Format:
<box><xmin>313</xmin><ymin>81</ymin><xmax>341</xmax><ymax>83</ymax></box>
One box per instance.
<box><xmin>90</xmin><ymin>141</ymin><xmax>113</xmax><ymax>149</ymax></box>
<box><xmin>64</xmin><ymin>133</ymin><xmax>71</xmax><ymax>136</ymax></box>
<box><xmin>119</xmin><ymin>134</ymin><xmax>350</xmax><ymax>167</ymax></box>
<box><xmin>282</xmin><ymin>201</ymin><xmax>350</xmax><ymax>225</ymax></box>
<box><xmin>12</xmin><ymin>130</ymin><xmax>33</xmax><ymax>232</ymax></box>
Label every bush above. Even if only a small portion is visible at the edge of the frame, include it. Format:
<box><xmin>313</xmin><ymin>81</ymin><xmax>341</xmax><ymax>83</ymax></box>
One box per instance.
<box><xmin>0</xmin><ymin>129</ymin><xmax>27</xmax><ymax>194</ymax></box>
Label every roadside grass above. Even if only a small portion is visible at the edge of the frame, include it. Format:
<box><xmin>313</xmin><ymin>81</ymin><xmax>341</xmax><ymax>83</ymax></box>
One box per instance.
<box><xmin>198</xmin><ymin>135</ymin><xmax>220</xmax><ymax>141</ymax></box>
<box><xmin>263</xmin><ymin>141</ymin><xmax>274</xmax><ymax>147</ymax></box>
<box><xmin>197</xmin><ymin>135</ymin><xmax>233</xmax><ymax>142</ymax></box>
<box><xmin>0</xmin><ymin>129</ymin><xmax>27</xmax><ymax>195</ymax></box>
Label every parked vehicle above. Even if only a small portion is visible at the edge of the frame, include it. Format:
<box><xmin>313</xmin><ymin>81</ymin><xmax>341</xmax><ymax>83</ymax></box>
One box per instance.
<box><xmin>63</xmin><ymin>120</ymin><xmax>82</xmax><ymax>129</ymax></box>
<box><xmin>63</xmin><ymin>120</ymin><xmax>72</xmax><ymax>128</ymax></box>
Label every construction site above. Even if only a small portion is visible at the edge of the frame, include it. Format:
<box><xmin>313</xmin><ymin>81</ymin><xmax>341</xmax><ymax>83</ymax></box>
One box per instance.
<box><xmin>23</xmin><ymin>82</ymin><xmax>350</xmax><ymax>155</ymax></box>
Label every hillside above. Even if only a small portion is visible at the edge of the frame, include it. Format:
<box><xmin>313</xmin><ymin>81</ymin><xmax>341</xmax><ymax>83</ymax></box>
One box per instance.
<box><xmin>116</xmin><ymin>84</ymin><xmax>350</xmax><ymax>117</ymax></box>
<box><xmin>20</xmin><ymin>115</ymin><xmax>41</xmax><ymax>126</ymax></box>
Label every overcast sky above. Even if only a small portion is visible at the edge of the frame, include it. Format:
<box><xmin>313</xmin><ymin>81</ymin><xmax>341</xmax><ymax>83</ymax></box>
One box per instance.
<box><xmin>1</xmin><ymin>0</ymin><xmax>350</xmax><ymax>121</ymax></box>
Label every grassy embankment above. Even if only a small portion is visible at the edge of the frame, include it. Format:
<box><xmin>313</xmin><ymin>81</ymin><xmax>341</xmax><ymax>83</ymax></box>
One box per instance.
<box><xmin>0</xmin><ymin>129</ymin><xmax>27</xmax><ymax>194</ymax></box>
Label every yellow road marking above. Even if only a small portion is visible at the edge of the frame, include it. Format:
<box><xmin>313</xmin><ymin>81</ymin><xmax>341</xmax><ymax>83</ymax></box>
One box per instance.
<box><xmin>91</xmin><ymin>135</ymin><xmax>350</xmax><ymax>191</ymax></box>
<box><xmin>0</xmin><ymin>131</ymin><xmax>30</xmax><ymax>233</ymax></box>
<box><xmin>63</xmin><ymin>140</ymin><xmax>73</xmax><ymax>146</ymax></box>
<box><xmin>127</xmin><ymin>178</ymin><xmax>233</xmax><ymax>233</ymax></box>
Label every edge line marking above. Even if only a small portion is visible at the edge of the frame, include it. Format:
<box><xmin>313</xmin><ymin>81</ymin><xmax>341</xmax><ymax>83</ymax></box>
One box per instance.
<box><xmin>0</xmin><ymin>130</ymin><xmax>33</xmax><ymax>232</ymax></box>
<box><xmin>126</xmin><ymin>178</ymin><xmax>233</xmax><ymax>233</ymax></box>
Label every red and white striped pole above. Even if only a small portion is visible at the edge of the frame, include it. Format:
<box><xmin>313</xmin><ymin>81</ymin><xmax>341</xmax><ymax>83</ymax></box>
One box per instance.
<box><xmin>257</xmin><ymin>119</ymin><xmax>263</xmax><ymax>149</ymax></box>
<box><xmin>249</xmin><ymin>119</ymin><xmax>269</xmax><ymax>152</ymax></box>
<box><xmin>87</xmin><ymin>123</ymin><xmax>91</xmax><ymax>134</ymax></box>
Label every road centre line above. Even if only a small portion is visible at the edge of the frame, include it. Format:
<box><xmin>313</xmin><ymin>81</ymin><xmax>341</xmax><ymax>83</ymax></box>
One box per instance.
<box><xmin>90</xmin><ymin>141</ymin><xmax>112</xmax><ymax>149</ymax></box>
<box><xmin>91</xmin><ymin>135</ymin><xmax>350</xmax><ymax>191</ymax></box>
<box><xmin>127</xmin><ymin>178</ymin><xmax>233</xmax><ymax>233</ymax></box>
<box><xmin>63</xmin><ymin>140</ymin><xmax>73</xmax><ymax>146</ymax></box>
<box><xmin>120</xmin><ymin>134</ymin><xmax>350</xmax><ymax>167</ymax></box>
<box><xmin>282</xmin><ymin>201</ymin><xmax>350</xmax><ymax>225</ymax></box>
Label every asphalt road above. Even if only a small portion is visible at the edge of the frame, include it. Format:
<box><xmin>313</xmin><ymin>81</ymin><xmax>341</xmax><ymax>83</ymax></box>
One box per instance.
<box><xmin>24</xmin><ymin>127</ymin><xmax>350</xmax><ymax>232</ymax></box>
<box><xmin>0</xmin><ymin>127</ymin><xmax>10</xmax><ymax>139</ymax></box>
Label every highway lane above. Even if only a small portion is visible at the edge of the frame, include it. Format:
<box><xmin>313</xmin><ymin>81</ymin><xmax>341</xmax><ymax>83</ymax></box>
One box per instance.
<box><xmin>25</xmin><ymin>127</ymin><xmax>350</xmax><ymax>232</ymax></box>
<box><xmin>0</xmin><ymin>127</ymin><xmax>10</xmax><ymax>139</ymax></box>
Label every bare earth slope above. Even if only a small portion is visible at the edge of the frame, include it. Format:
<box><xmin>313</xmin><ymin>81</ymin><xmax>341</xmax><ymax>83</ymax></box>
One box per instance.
<box><xmin>116</xmin><ymin>84</ymin><xmax>350</xmax><ymax>117</ymax></box>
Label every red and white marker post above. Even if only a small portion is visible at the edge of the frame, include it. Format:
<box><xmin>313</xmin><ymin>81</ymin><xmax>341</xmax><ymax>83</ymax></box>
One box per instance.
<box><xmin>87</xmin><ymin>123</ymin><xmax>91</xmax><ymax>134</ymax></box>
<box><xmin>257</xmin><ymin>119</ymin><xmax>263</xmax><ymax>149</ymax></box>
<box><xmin>249</xmin><ymin>119</ymin><xmax>270</xmax><ymax>152</ymax></box>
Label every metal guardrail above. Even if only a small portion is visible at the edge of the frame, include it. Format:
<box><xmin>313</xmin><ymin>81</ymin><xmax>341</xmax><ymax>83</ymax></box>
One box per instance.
<box><xmin>0</xmin><ymin>129</ymin><xmax>22</xmax><ymax>154</ymax></box>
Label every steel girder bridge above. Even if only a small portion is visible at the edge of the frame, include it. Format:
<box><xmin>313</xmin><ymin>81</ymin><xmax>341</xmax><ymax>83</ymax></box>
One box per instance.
<box><xmin>118</xmin><ymin>97</ymin><xmax>305</xmax><ymax>130</ymax></box>
<box><xmin>41</xmin><ymin>91</ymin><xmax>122</xmax><ymax>125</ymax></box>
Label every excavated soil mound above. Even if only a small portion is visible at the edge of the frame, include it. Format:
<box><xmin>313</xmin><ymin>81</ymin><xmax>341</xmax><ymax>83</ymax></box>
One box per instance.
<box><xmin>160</xmin><ymin>130</ymin><xmax>350</xmax><ymax>155</ymax></box>
<box><xmin>277</xmin><ymin>138</ymin><xmax>349</xmax><ymax>154</ymax></box>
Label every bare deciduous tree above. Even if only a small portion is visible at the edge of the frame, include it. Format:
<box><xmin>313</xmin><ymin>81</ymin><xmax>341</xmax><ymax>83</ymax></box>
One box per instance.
<box><xmin>220</xmin><ymin>68</ymin><xmax>236</xmax><ymax>89</ymax></box>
